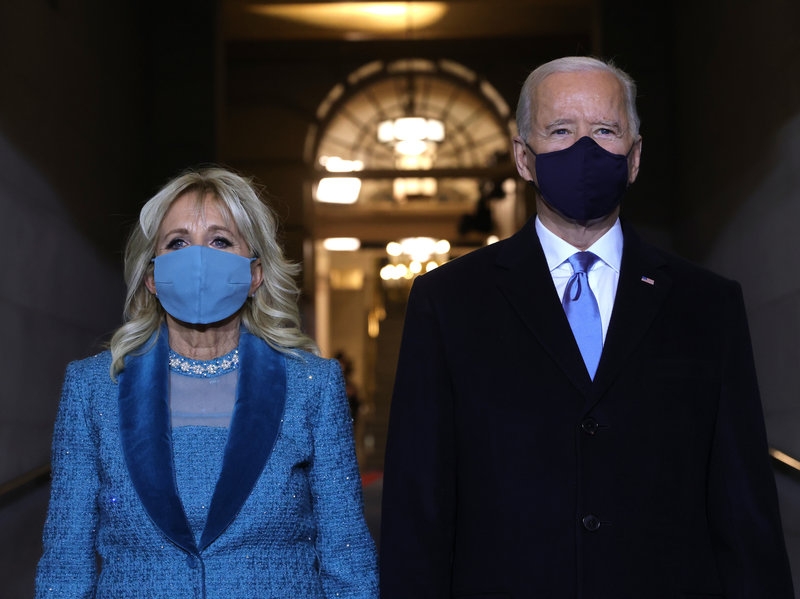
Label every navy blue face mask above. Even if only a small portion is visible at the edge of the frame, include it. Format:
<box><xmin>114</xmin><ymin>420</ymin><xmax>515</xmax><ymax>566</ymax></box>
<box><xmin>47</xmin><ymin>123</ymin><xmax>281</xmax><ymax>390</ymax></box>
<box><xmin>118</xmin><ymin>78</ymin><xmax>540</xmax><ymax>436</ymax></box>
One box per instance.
<box><xmin>526</xmin><ymin>136</ymin><xmax>633</xmax><ymax>221</ymax></box>
<box><xmin>153</xmin><ymin>246</ymin><xmax>255</xmax><ymax>324</ymax></box>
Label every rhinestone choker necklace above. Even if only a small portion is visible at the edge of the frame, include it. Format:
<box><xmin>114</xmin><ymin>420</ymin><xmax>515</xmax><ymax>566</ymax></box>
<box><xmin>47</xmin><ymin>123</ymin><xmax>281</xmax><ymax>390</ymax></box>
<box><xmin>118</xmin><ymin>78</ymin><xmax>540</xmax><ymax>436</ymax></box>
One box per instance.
<box><xmin>168</xmin><ymin>347</ymin><xmax>240</xmax><ymax>378</ymax></box>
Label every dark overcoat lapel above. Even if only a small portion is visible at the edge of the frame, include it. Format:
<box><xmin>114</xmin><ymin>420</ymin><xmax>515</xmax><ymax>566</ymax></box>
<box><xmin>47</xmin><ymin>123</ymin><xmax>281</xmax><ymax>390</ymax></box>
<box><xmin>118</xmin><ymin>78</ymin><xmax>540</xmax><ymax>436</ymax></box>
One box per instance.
<box><xmin>118</xmin><ymin>329</ymin><xmax>286</xmax><ymax>554</ymax></box>
<box><xmin>493</xmin><ymin>218</ymin><xmax>671</xmax><ymax>402</ymax></box>
<box><xmin>494</xmin><ymin>217</ymin><xmax>594</xmax><ymax>396</ymax></box>
<box><xmin>590</xmin><ymin>224</ymin><xmax>670</xmax><ymax>404</ymax></box>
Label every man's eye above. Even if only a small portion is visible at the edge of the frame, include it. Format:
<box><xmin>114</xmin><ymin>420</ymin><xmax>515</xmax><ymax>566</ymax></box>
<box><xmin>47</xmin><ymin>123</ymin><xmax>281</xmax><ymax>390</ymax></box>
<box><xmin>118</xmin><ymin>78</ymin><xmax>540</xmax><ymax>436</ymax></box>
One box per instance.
<box><xmin>552</xmin><ymin>128</ymin><xmax>570</xmax><ymax>135</ymax></box>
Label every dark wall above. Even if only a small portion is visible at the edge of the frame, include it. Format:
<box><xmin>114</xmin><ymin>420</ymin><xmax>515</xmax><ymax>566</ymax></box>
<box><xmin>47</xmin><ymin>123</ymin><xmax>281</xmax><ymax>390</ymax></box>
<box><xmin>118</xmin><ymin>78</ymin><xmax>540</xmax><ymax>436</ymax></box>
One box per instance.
<box><xmin>603</xmin><ymin>1</ymin><xmax>800</xmax><ymax>589</ymax></box>
<box><xmin>0</xmin><ymin>0</ymin><xmax>219</xmax><ymax>481</ymax></box>
<box><xmin>671</xmin><ymin>0</ymin><xmax>800</xmax><ymax>260</ymax></box>
<box><xmin>0</xmin><ymin>2</ymin><xmax>219</xmax><ymax>595</ymax></box>
<box><xmin>597</xmin><ymin>0</ymin><xmax>676</xmax><ymax>246</ymax></box>
<box><xmin>140</xmin><ymin>0</ymin><xmax>219</xmax><ymax>200</ymax></box>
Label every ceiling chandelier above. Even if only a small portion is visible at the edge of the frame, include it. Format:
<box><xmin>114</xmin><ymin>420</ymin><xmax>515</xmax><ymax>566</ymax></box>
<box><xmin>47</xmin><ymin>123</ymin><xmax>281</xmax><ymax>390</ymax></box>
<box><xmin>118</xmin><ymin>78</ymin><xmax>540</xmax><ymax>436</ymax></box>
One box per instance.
<box><xmin>378</xmin><ymin>113</ymin><xmax>445</xmax><ymax>172</ymax></box>
<box><xmin>380</xmin><ymin>237</ymin><xmax>450</xmax><ymax>285</ymax></box>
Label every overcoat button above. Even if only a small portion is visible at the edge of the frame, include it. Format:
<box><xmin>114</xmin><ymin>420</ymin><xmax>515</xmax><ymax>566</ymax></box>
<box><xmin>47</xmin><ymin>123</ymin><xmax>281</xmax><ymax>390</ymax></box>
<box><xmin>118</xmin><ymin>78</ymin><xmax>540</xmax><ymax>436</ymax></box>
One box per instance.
<box><xmin>186</xmin><ymin>555</ymin><xmax>199</xmax><ymax>569</ymax></box>
<box><xmin>580</xmin><ymin>418</ymin><xmax>599</xmax><ymax>435</ymax></box>
<box><xmin>582</xmin><ymin>514</ymin><xmax>601</xmax><ymax>531</ymax></box>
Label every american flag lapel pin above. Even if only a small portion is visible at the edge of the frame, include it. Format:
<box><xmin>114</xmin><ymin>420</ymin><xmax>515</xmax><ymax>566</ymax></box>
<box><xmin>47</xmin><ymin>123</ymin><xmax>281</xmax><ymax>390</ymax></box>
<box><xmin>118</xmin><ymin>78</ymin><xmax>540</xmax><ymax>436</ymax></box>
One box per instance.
<box><xmin>641</xmin><ymin>275</ymin><xmax>655</xmax><ymax>285</ymax></box>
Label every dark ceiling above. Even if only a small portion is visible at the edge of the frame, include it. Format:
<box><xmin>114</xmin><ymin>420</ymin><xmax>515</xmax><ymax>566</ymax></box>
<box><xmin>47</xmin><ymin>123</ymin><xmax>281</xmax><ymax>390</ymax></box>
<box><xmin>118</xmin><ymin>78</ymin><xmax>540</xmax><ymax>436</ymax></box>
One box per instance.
<box><xmin>220</xmin><ymin>1</ymin><xmax>597</xmax><ymax>43</ymax></box>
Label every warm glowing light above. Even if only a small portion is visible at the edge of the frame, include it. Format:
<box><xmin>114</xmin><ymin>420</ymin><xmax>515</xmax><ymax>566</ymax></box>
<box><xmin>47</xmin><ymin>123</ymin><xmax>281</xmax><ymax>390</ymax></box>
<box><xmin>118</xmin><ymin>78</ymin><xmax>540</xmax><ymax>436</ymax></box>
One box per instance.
<box><xmin>316</xmin><ymin>155</ymin><xmax>363</xmax><ymax>203</ymax></box>
<box><xmin>395</xmin><ymin>117</ymin><xmax>428</xmax><ymax>140</ymax></box>
<box><xmin>363</xmin><ymin>4</ymin><xmax>407</xmax><ymax>17</ymax></box>
<box><xmin>401</xmin><ymin>237</ymin><xmax>437</xmax><ymax>262</ymax></box>
<box><xmin>377</xmin><ymin>121</ymin><xmax>395</xmax><ymax>143</ymax></box>
<box><xmin>379</xmin><ymin>117</ymin><xmax>445</xmax><ymax>171</ymax></box>
<box><xmin>395</xmin><ymin>139</ymin><xmax>429</xmax><ymax>157</ymax></box>
<box><xmin>382</xmin><ymin>237</ymin><xmax>450</xmax><ymax>285</ymax></box>
<box><xmin>248</xmin><ymin>3</ymin><xmax>448</xmax><ymax>34</ymax></box>
<box><xmin>380</xmin><ymin>264</ymin><xmax>396</xmax><ymax>280</ymax></box>
<box><xmin>379</xmin><ymin>117</ymin><xmax>445</xmax><ymax>146</ymax></box>
<box><xmin>393</xmin><ymin>177</ymin><xmax>437</xmax><ymax>200</ymax></box>
<box><xmin>368</xmin><ymin>308</ymin><xmax>382</xmax><ymax>338</ymax></box>
<box><xmin>323</xmin><ymin>237</ymin><xmax>361</xmax><ymax>251</ymax></box>
<box><xmin>315</xmin><ymin>177</ymin><xmax>361</xmax><ymax>204</ymax></box>
<box><xmin>395</xmin><ymin>153</ymin><xmax>434</xmax><ymax>170</ymax></box>
<box><xmin>770</xmin><ymin>448</ymin><xmax>800</xmax><ymax>471</ymax></box>
<box><xmin>386</xmin><ymin>241</ymin><xmax>403</xmax><ymax>256</ymax></box>
<box><xmin>320</xmin><ymin>155</ymin><xmax>364</xmax><ymax>172</ymax></box>
<box><xmin>434</xmin><ymin>239</ymin><xmax>451</xmax><ymax>254</ymax></box>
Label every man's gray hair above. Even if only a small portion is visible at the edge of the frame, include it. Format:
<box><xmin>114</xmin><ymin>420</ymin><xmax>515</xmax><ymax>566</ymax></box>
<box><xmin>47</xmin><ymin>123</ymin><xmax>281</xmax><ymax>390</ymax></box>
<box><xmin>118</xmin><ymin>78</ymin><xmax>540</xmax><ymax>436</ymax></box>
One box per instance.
<box><xmin>515</xmin><ymin>56</ymin><xmax>640</xmax><ymax>141</ymax></box>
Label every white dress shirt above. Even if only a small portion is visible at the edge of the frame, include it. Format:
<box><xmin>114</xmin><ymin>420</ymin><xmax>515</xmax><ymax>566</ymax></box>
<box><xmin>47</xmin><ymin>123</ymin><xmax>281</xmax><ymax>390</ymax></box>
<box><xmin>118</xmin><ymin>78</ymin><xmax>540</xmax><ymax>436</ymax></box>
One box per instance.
<box><xmin>534</xmin><ymin>216</ymin><xmax>623</xmax><ymax>341</ymax></box>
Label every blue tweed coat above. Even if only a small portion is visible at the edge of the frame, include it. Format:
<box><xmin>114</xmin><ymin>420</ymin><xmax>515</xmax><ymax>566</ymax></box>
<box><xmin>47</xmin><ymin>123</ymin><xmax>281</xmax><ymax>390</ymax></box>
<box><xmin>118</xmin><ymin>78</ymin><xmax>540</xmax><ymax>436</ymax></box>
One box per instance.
<box><xmin>35</xmin><ymin>330</ymin><xmax>378</xmax><ymax>598</ymax></box>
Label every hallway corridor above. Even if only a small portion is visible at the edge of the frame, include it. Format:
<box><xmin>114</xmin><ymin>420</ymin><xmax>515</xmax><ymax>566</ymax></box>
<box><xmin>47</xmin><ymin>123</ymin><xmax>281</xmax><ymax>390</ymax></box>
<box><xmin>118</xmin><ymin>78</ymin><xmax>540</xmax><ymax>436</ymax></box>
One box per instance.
<box><xmin>3</xmin><ymin>0</ymin><xmax>800</xmax><ymax>597</ymax></box>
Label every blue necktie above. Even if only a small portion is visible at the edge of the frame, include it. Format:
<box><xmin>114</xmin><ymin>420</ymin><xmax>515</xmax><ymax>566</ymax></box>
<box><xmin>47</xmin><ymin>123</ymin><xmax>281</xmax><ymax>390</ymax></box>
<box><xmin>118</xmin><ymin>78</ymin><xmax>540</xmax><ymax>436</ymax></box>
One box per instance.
<box><xmin>563</xmin><ymin>252</ymin><xmax>602</xmax><ymax>379</ymax></box>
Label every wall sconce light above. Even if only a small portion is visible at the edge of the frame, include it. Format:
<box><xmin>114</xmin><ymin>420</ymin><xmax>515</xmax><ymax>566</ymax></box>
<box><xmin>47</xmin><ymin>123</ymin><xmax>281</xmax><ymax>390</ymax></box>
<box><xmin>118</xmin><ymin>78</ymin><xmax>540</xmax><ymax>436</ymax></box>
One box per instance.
<box><xmin>322</xmin><ymin>237</ymin><xmax>362</xmax><ymax>251</ymax></box>
<box><xmin>316</xmin><ymin>156</ymin><xmax>363</xmax><ymax>204</ymax></box>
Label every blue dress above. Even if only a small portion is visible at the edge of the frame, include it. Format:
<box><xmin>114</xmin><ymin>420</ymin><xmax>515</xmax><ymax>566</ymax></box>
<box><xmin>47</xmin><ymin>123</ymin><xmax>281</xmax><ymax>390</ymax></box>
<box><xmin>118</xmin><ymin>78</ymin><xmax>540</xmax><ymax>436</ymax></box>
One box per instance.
<box><xmin>35</xmin><ymin>330</ymin><xmax>378</xmax><ymax>598</ymax></box>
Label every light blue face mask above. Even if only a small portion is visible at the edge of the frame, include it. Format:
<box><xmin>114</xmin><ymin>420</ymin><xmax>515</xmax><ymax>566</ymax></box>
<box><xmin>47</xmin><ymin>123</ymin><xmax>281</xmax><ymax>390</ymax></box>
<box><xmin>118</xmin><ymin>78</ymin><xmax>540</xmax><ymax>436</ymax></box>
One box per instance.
<box><xmin>152</xmin><ymin>245</ymin><xmax>255</xmax><ymax>324</ymax></box>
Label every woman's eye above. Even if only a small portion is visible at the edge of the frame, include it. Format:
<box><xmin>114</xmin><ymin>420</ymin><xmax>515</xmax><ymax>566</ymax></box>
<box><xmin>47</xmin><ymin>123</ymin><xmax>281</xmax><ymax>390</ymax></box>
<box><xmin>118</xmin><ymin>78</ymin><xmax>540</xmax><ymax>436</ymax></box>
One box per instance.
<box><xmin>165</xmin><ymin>238</ymin><xmax>187</xmax><ymax>250</ymax></box>
<box><xmin>211</xmin><ymin>236</ymin><xmax>233</xmax><ymax>249</ymax></box>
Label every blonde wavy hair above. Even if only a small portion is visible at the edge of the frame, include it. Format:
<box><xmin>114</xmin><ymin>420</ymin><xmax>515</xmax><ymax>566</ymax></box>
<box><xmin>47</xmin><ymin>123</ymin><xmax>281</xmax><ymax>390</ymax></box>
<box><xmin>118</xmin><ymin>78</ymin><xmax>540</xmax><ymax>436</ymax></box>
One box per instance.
<box><xmin>108</xmin><ymin>166</ymin><xmax>318</xmax><ymax>377</ymax></box>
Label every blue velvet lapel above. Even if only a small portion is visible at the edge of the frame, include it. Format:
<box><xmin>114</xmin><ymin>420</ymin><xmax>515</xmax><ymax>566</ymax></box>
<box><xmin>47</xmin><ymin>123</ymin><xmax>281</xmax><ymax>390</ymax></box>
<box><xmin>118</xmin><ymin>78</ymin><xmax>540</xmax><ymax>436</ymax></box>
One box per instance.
<box><xmin>118</xmin><ymin>328</ymin><xmax>287</xmax><ymax>554</ymax></box>
<box><xmin>118</xmin><ymin>329</ymin><xmax>198</xmax><ymax>553</ymax></box>
<box><xmin>199</xmin><ymin>332</ymin><xmax>286</xmax><ymax>549</ymax></box>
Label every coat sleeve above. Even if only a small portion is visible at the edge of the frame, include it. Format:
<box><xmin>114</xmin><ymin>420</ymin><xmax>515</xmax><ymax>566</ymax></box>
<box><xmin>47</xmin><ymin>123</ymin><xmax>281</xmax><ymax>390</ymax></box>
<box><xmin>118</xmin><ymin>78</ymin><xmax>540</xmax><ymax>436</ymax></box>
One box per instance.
<box><xmin>35</xmin><ymin>361</ymin><xmax>100</xmax><ymax>598</ymax></box>
<box><xmin>707</xmin><ymin>282</ymin><xmax>794</xmax><ymax>597</ymax></box>
<box><xmin>380</xmin><ymin>275</ymin><xmax>457</xmax><ymax>599</ymax></box>
<box><xmin>309</xmin><ymin>359</ymin><xmax>378</xmax><ymax>599</ymax></box>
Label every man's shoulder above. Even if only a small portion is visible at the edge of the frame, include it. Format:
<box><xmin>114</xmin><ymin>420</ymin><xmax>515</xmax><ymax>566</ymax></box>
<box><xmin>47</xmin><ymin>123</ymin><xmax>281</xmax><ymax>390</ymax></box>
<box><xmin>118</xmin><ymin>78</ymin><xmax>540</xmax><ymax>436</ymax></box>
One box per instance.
<box><xmin>423</xmin><ymin>221</ymin><xmax>536</xmax><ymax>281</ymax></box>
<box><xmin>624</xmin><ymin>223</ymin><xmax>739</xmax><ymax>290</ymax></box>
<box><xmin>649</xmin><ymin>244</ymin><xmax>735</xmax><ymax>284</ymax></box>
<box><xmin>414</xmin><ymin>239</ymin><xmax>507</xmax><ymax>292</ymax></box>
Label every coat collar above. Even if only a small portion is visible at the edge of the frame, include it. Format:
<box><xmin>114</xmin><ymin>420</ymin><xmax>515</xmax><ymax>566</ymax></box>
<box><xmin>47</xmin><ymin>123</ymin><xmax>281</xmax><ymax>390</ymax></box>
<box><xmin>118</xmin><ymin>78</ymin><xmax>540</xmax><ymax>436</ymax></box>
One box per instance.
<box><xmin>494</xmin><ymin>217</ymin><xmax>670</xmax><ymax>401</ymax></box>
<box><xmin>118</xmin><ymin>327</ymin><xmax>287</xmax><ymax>553</ymax></box>
<box><xmin>495</xmin><ymin>217</ymin><xmax>593</xmax><ymax>395</ymax></box>
<box><xmin>589</xmin><ymin>223</ymin><xmax>670</xmax><ymax>404</ymax></box>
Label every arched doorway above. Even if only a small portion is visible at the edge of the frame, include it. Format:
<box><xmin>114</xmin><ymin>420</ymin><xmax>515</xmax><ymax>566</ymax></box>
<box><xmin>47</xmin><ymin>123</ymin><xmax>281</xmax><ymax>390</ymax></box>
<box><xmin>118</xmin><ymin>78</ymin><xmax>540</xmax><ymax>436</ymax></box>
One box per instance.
<box><xmin>307</xmin><ymin>58</ymin><xmax>522</xmax><ymax>470</ymax></box>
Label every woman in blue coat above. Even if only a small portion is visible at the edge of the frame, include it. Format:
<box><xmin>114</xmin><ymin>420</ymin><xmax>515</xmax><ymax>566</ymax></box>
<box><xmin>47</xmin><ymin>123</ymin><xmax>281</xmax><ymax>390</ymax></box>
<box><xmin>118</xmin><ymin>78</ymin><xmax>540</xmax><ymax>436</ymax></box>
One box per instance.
<box><xmin>35</xmin><ymin>167</ymin><xmax>378</xmax><ymax>598</ymax></box>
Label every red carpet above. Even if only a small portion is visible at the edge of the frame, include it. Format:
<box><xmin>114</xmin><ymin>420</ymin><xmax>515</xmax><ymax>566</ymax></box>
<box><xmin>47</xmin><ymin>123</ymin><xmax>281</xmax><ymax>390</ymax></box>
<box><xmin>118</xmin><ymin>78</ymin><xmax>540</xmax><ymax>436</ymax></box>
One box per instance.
<box><xmin>361</xmin><ymin>471</ymin><xmax>383</xmax><ymax>487</ymax></box>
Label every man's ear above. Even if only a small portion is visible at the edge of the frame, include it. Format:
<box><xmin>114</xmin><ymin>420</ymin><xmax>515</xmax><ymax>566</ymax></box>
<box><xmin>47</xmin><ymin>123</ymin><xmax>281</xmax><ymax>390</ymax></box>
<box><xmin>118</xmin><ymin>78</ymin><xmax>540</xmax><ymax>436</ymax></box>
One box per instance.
<box><xmin>627</xmin><ymin>136</ymin><xmax>643</xmax><ymax>184</ymax></box>
<box><xmin>512</xmin><ymin>136</ymin><xmax>535</xmax><ymax>183</ymax></box>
